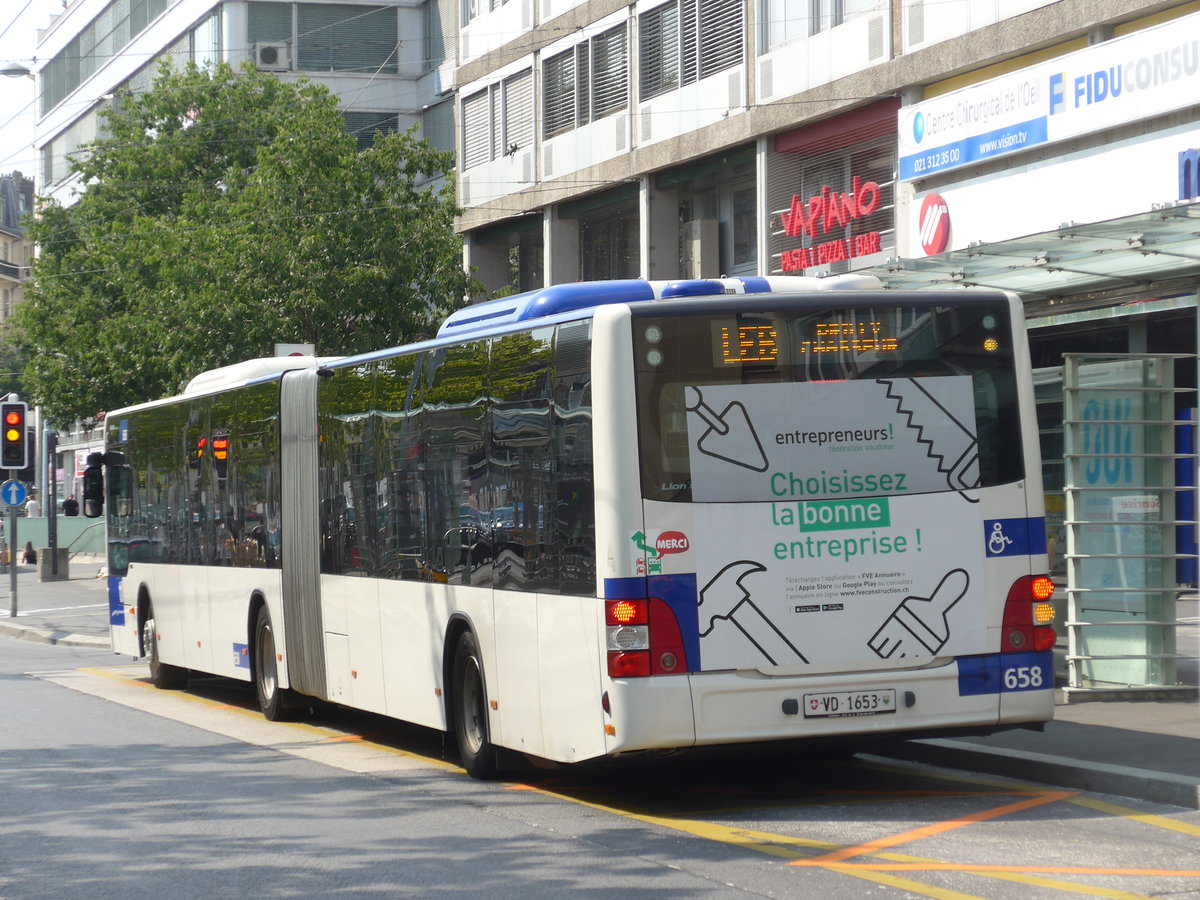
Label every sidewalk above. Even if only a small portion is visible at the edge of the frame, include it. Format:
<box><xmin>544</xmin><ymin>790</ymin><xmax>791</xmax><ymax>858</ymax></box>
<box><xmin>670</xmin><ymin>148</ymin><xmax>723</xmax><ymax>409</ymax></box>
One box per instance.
<box><xmin>1</xmin><ymin>566</ymin><xmax>1197</xmax><ymax>808</ymax></box>
<box><xmin>0</xmin><ymin>554</ymin><xmax>109</xmax><ymax>649</ymax></box>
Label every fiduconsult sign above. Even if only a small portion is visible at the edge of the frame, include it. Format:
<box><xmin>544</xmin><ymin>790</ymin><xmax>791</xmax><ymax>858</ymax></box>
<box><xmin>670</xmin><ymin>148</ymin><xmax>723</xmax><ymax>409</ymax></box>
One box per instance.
<box><xmin>899</xmin><ymin>11</ymin><xmax>1200</xmax><ymax>181</ymax></box>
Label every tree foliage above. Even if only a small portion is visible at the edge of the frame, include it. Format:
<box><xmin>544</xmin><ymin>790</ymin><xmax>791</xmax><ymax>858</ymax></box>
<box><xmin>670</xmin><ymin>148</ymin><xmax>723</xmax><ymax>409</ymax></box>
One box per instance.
<box><xmin>15</xmin><ymin>62</ymin><xmax>476</xmax><ymax>424</ymax></box>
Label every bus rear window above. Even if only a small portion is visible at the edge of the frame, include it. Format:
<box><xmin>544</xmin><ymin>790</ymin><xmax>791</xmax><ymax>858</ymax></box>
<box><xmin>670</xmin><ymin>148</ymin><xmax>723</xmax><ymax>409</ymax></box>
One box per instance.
<box><xmin>633</xmin><ymin>300</ymin><xmax>1023</xmax><ymax>502</ymax></box>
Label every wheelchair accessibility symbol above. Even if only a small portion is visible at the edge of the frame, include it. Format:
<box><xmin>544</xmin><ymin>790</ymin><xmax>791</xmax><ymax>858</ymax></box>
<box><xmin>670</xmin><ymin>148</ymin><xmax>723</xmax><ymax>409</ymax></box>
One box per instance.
<box><xmin>987</xmin><ymin>522</ymin><xmax>1013</xmax><ymax>555</ymax></box>
<box><xmin>983</xmin><ymin>517</ymin><xmax>1043</xmax><ymax>558</ymax></box>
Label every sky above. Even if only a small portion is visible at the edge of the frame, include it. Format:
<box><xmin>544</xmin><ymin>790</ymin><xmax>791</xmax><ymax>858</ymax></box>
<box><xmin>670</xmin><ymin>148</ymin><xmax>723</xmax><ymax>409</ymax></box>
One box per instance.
<box><xmin>0</xmin><ymin>0</ymin><xmax>69</xmax><ymax>182</ymax></box>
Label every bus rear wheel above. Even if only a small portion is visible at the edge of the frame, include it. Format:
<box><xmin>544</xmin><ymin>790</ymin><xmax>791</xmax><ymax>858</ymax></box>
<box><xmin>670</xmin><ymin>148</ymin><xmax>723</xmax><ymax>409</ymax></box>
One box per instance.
<box><xmin>144</xmin><ymin>609</ymin><xmax>188</xmax><ymax>690</ymax></box>
<box><xmin>254</xmin><ymin>606</ymin><xmax>300</xmax><ymax>721</ymax></box>
<box><xmin>451</xmin><ymin>630</ymin><xmax>497</xmax><ymax>779</ymax></box>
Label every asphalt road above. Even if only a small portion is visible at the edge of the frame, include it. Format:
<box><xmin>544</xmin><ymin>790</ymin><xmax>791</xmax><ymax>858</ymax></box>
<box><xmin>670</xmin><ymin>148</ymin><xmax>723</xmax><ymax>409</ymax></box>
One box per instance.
<box><xmin>3</xmin><ymin>634</ymin><xmax>1199</xmax><ymax>900</ymax></box>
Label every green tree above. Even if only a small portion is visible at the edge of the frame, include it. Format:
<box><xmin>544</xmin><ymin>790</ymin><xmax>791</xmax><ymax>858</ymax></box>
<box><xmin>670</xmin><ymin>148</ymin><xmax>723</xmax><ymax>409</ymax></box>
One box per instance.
<box><xmin>15</xmin><ymin>61</ymin><xmax>476</xmax><ymax>424</ymax></box>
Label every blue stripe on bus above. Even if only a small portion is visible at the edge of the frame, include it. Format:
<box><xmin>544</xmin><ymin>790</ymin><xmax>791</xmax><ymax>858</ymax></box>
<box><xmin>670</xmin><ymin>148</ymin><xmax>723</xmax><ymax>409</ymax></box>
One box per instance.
<box><xmin>603</xmin><ymin>574</ymin><xmax>701</xmax><ymax>672</ymax></box>
<box><xmin>660</xmin><ymin>280</ymin><xmax>727</xmax><ymax>297</ymax></box>
<box><xmin>958</xmin><ymin>651</ymin><xmax>1053</xmax><ymax>695</ymax></box>
<box><xmin>983</xmin><ymin>516</ymin><xmax>1047</xmax><ymax>558</ymax></box>
<box><xmin>107</xmin><ymin>576</ymin><xmax>124</xmax><ymax>626</ymax></box>
<box><xmin>735</xmin><ymin>276</ymin><xmax>772</xmax><ymax>293</ymax></box>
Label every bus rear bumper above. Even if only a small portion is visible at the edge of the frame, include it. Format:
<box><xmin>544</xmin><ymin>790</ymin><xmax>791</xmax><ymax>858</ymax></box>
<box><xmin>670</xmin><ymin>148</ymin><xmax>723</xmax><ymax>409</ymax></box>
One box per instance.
<box><xmin>604</xmin><ymin>652</ymin><xmax>1054</xmax><ymax>755</ymax></box>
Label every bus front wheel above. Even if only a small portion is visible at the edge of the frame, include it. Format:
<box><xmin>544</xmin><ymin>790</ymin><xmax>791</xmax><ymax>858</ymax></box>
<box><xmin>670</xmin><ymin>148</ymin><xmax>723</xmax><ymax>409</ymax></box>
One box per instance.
<box><xmin>254</xmin><ymin>606</ymin><xmax>299</xmax><ymax>721</ymax></box>
<box><xmin>144</xmin><ymin>608</ymin><xmax>188</xmax><ymax>690</ymax></box>
<box><xmin>451</xmin><ymin>630</ymin><xmax>497</xmax><ymax>779</ymax></box>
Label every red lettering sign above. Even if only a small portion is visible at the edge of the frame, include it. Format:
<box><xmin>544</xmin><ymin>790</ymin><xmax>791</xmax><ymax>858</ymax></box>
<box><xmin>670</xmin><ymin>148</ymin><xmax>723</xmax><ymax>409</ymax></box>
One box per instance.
<box><xmin>778</xmin><ymin>175</ymin><xmax>883</xmax><ymax>274</ymax></box>
<box><xmin>655</xmin><ymin>531</ymin><xmax>690</xmax><ymax>555</ymax></box>
<box><xmin>780</xmin><ymin>177</ymin><xmax>880</xmax><ymax>239</ymax></box>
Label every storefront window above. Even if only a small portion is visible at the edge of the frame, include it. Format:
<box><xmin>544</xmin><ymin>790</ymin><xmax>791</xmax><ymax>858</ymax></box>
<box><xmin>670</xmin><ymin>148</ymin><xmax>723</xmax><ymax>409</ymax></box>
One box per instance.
<box><xmin>580</xmin><ymin>201</ymin><xmax>639</xmax><ymax>280</ymax></box>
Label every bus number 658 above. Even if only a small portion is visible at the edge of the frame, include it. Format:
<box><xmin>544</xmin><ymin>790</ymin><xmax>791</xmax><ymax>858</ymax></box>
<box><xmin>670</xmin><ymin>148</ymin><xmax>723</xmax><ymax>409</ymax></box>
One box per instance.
<box><xmin>1004</xmin><ymin>665</ymin><xmax>1044</xmax><ymax>690</ymax></box>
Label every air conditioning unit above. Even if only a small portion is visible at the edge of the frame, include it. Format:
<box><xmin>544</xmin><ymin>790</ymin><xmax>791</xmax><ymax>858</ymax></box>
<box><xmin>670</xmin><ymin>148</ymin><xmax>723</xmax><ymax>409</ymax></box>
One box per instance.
<box><xmin>254</xmin><ymin>42</ymin><xmax>292</xmax><ymax>72</ymax></box>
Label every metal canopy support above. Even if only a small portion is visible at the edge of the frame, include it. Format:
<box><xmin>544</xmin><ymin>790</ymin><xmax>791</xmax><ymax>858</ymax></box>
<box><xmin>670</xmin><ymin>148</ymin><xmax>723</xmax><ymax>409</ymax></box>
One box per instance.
<box><xmin>1062</xmin><ymin>353</ymin><xmax>1196</xmax><ymax>700</ymax></box>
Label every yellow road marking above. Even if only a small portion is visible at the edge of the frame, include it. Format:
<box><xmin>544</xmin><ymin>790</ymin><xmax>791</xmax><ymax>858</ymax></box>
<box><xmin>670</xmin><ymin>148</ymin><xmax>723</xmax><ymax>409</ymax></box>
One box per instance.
<box><xmin>791</xmin><ymin>790</ymin><xmax>1077</xmax><ymax>866</ymax></box>
<box><xmin>822</xmin><ymin>862</ymin><xmax>1200</xmax><ymax>876</ymax></box>
<box><xmin>1070</xmin><ymin>795</ymin><xmax>1200</xmax><ymax>838</ymax></box>
<box><xmin>70</xmin><ymin>666</ymin><xmax>1196</xmax><ymax>900</ymax></box>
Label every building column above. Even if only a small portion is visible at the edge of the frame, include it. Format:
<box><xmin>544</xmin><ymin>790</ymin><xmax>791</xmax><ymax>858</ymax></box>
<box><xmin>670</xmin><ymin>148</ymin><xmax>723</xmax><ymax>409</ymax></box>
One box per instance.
<box><xmin>545</xmin><ymin>205</ymin><xmax>579</xmax><ymax>285</ymax></box>
<box><xmin>644</xmin><ymin>175</ymin><xmax>678</xmax><ymax>280</ymax></box>
<box><xmin>463</xmin><ymin>230</ymin><xmax>510</xmax><ymax>295</ymax></box>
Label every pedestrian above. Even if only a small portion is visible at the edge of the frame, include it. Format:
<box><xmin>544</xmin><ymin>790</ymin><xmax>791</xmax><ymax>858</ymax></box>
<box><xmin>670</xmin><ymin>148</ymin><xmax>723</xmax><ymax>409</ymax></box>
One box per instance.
<box><xmin>21</xmin><ymin>541</ymin><xmax>36</xmax><ymax>564</ymax></box>
<box><xmin>24</xmin><ymin>495</ymin><xmax>41</xmax><ymax>518</ymax></box>
<box><xmin>63</xmin><ymin>495</ymin><xmax>79</xmax><ymax>516</ymax></box>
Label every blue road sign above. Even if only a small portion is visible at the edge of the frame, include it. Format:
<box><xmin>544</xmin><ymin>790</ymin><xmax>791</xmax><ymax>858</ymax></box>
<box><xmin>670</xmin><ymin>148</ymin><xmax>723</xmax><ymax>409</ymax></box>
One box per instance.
<box><xmin>1</xmin><ymin>479</ymin><xmax>27</xmax><ymax>507</ymax></box>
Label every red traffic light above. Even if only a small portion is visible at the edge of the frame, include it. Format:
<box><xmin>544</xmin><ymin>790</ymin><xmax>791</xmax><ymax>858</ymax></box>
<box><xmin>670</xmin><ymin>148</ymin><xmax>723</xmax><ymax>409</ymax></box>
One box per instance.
<box><xmin>0</xmin><ymin>402</ymin><xmax>28</xmax><ymax>470</ymax></box>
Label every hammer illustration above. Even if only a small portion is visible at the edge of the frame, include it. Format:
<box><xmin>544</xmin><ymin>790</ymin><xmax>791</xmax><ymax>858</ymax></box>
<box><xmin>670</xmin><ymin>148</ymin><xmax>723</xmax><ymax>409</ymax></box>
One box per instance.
<box><xmin>699</xmin><ymin>560</ymin><xmax>809</xmax><ymax>665</ymax></box>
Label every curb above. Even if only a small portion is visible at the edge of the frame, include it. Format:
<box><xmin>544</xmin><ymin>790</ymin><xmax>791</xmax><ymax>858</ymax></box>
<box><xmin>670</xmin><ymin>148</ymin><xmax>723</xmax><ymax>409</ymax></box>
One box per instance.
<box><xmin>0</xmin><ymin>619</ymin><xmax>110</xmax><ymax>649</ymax></box>
<box><xmin>873</xmin><ymin>738</ymin><xmax>1200</xmax><ymax>809</ymax></box>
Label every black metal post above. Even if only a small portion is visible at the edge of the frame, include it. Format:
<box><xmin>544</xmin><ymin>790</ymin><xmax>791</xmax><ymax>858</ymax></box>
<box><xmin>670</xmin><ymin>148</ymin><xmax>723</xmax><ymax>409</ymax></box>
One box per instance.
<box><xmin>47</xmin><ymin>430</ymin><xmax>58</xmax><ymax>576</ymax></box>
<box><xmin>8</xmin><ymin>504</ymin><xmax>16</xmax><ymax>617</ymax></box>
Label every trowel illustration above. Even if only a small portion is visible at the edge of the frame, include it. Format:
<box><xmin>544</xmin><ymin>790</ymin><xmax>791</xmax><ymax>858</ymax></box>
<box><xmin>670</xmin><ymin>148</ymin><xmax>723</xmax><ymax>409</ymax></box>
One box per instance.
<box><xmin>879</xmin><ymin>378</ymin><xmax>979</xmax><ymax>497</ymax></box>
<box><xmin>699</xmin><ymin>560</ymin><xmax>809</xmax><ymax>665</ymax></box>
<box><xmin>685</xmin><ymin>386</ymin><xmax>769</xmax><ymax>472</ymax></box>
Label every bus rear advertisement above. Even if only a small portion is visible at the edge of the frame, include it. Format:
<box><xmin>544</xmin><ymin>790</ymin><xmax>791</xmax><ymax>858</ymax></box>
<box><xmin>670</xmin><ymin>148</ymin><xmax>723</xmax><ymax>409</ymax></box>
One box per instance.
<box><xmin>91</xmin><ymin>276</ymin><xmax>1055</xmax><ymax>777</ymax></box>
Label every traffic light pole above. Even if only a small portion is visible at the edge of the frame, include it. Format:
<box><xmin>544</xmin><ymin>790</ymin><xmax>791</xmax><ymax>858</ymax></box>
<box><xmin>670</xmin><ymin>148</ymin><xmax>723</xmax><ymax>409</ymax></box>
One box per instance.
<box><xmin>7</xmin><ymin>489</ymin><xmax>16</xmax><ymax>618</ymax></box>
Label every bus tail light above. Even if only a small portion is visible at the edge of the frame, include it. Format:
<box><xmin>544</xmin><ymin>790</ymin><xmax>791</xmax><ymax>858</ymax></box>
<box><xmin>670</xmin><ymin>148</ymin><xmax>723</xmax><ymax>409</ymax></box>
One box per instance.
<box><xmin>606</xmin><ymin>597</ymin><xmax>687</xmax><ymax>677</ymax></box>
<box><xmin>1002</xmin><ymin>575</ymin><xmax>1057</xmax><ymax>653</ymax></box>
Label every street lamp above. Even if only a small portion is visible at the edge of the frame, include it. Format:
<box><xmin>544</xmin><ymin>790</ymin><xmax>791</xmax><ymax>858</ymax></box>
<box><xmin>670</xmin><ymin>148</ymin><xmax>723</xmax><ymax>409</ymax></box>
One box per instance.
<box><xmin>1</xmin><ymin>62</ymin><xmax>33</xmax><ymax>79</ymax></box>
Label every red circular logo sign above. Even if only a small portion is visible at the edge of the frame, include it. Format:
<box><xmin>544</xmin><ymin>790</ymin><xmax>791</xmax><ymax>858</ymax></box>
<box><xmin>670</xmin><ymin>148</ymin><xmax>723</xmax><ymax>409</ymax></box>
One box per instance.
<box><xmin>918</xmin><ymin>193</ymin><xmax>950</xmax><ymax>256</ymax></box>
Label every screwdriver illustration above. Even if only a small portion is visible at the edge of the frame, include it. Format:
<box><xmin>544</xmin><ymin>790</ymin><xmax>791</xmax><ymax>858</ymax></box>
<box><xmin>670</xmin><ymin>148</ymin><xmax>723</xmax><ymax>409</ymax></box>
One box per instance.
<box><xmin>685</xmin><ymin>386</ymin><xmax>768</xmax><ymax>472</ymax></box>
<box><xmin>868</xmin><ymin>568</ymin><xmax>969</xmax><ymax>659</ymax></box>
<box><xmin>699</xmin><ymin>560</ymin><xmax>808</xmax><ymax>665</ymax></box>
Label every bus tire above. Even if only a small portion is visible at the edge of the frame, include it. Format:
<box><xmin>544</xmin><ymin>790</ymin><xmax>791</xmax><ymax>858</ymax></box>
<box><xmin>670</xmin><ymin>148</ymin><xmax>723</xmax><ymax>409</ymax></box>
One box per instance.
<box><xmin>451</xmin><ymin>630</ymin><xmax>497</xmax><ymax>779</ymax></box>
<box><xmin>253</xmin><ymin>606</ymin><xmax>299</xmax><ymax>721</ymax></box>
<box><xmin>144</xmin><ymin>608</ymin><xmax>188</xmax><ymax>690</ymax></box>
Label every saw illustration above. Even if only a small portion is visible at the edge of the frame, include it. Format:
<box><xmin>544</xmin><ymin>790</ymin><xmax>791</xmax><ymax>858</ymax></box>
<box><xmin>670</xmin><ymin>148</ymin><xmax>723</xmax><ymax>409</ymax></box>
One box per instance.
<box><xmin>879</xmin><ymin>378</ymin><xmax>979</xmax><ymax>497</ymax></box>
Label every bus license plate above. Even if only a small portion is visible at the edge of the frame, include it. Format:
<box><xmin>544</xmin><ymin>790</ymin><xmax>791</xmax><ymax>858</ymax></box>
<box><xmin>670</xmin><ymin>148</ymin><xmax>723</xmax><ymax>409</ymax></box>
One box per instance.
<box><xmin>803</xmin><ymin>689</ymin><xmax>896</xmax><ymax>718</ymax></box>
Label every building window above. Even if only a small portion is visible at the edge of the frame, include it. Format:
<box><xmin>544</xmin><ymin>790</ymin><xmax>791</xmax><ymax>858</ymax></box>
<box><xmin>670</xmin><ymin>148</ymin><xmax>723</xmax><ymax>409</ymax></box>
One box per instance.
<box><xmin>543</xmin><ymin>23</ymin><xmax>628</xmax><ymax>140</ymax></box>
<box><xmin>542</xmin><ymin>50</ymin><xmax>577</xmax><ymax>139</ymax></box>
<box><xmin>503</xmin><ymin>70</ymin><xmax>534</xmax><ymax>154</ymax></box>
<box><xmin>763</xmin><ymin>0</ymin><xmax>884</xmax><ymax>50</ymax></box>
<box><xmin>638</xmin><ymin>0</ymin><xmax>742</xmax><ymax>102</ymax></box>
<box><xmin>461</xmin><ymin>69</ymin><xmax>534</xmax><ymax>169</ymax></box>
<box><xmin>462</xmin><ymin>89</ymin><xmax>492</xmax><ymax>169</ymax></box>
<box><xmin>423</xmin><ymin>0</ymin><xmax>455</xmax><ymax>70</ymax></box>
<box><xmin>191</xmin><ymin>13</ymin><xmax>221</xmax><ymax>67</ymax></box>
<box><xmin>580</xmin><ymin>199</ymin><xmax>639</xmax><ymax>280</ymax></box>
<box><xmin>461</xmin><ymin>0</ymin><xmax>513</xmax><ymax>26</ymax></box>
<box><xmin>591</xmin><ymin>25</ymin><xmax>629</xmax><ymax>119</ymax></box>
<box><xmin>342</xmin><ymin>112</ymin><xmax>399</xmax><ymax>150</ymax></box>
<box><xmin>247</xmin><ymin>3</ymin><xmax>399</xmax><ymax>74</ymax></box>
<box><xmin>422</xmin><ymin>99</ymin><xmax>455</xmax><ymax>153</ymax></box>
<box><xmin>42</xmin><ymin>0</ymin><xmax>171</xmax><ymax>114</ymax></box>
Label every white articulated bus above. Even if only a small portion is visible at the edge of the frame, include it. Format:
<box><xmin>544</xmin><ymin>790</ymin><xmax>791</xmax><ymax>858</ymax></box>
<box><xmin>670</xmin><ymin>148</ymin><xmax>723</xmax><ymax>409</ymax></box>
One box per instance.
<box><xmin>94</xmin><ymin>276</ymin><xmax>1055</xmax><ymax>777</ymax></box>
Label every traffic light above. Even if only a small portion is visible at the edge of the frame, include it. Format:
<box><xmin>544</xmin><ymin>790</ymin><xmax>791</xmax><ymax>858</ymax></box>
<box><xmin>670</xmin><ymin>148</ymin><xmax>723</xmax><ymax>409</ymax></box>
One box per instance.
<box><xmin>0</xmin><ymin>402</ymin><xmax>29</xmax><ymax>471</ymax></box>
<box><xmin>211</xmin><ymin>434</ymin><xmax>230</xmax><ymax>479</ymax></box>
<box><xmin>82</xmin><ymin>451</ymin><xmax>105</xmax><ymax>517</ymax></box>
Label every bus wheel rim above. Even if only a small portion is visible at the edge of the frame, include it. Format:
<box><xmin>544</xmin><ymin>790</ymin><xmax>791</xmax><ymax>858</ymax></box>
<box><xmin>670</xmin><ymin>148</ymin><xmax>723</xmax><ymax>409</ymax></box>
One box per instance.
<box><xmin>462</xmin><ymin>657</ymin><xmax>484</xmax><ymax>753</ymax></box>
<box><xmin>259</xmin><ymin>623</ymin><xmax>276</xmax><ymax>699</ymax></box>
